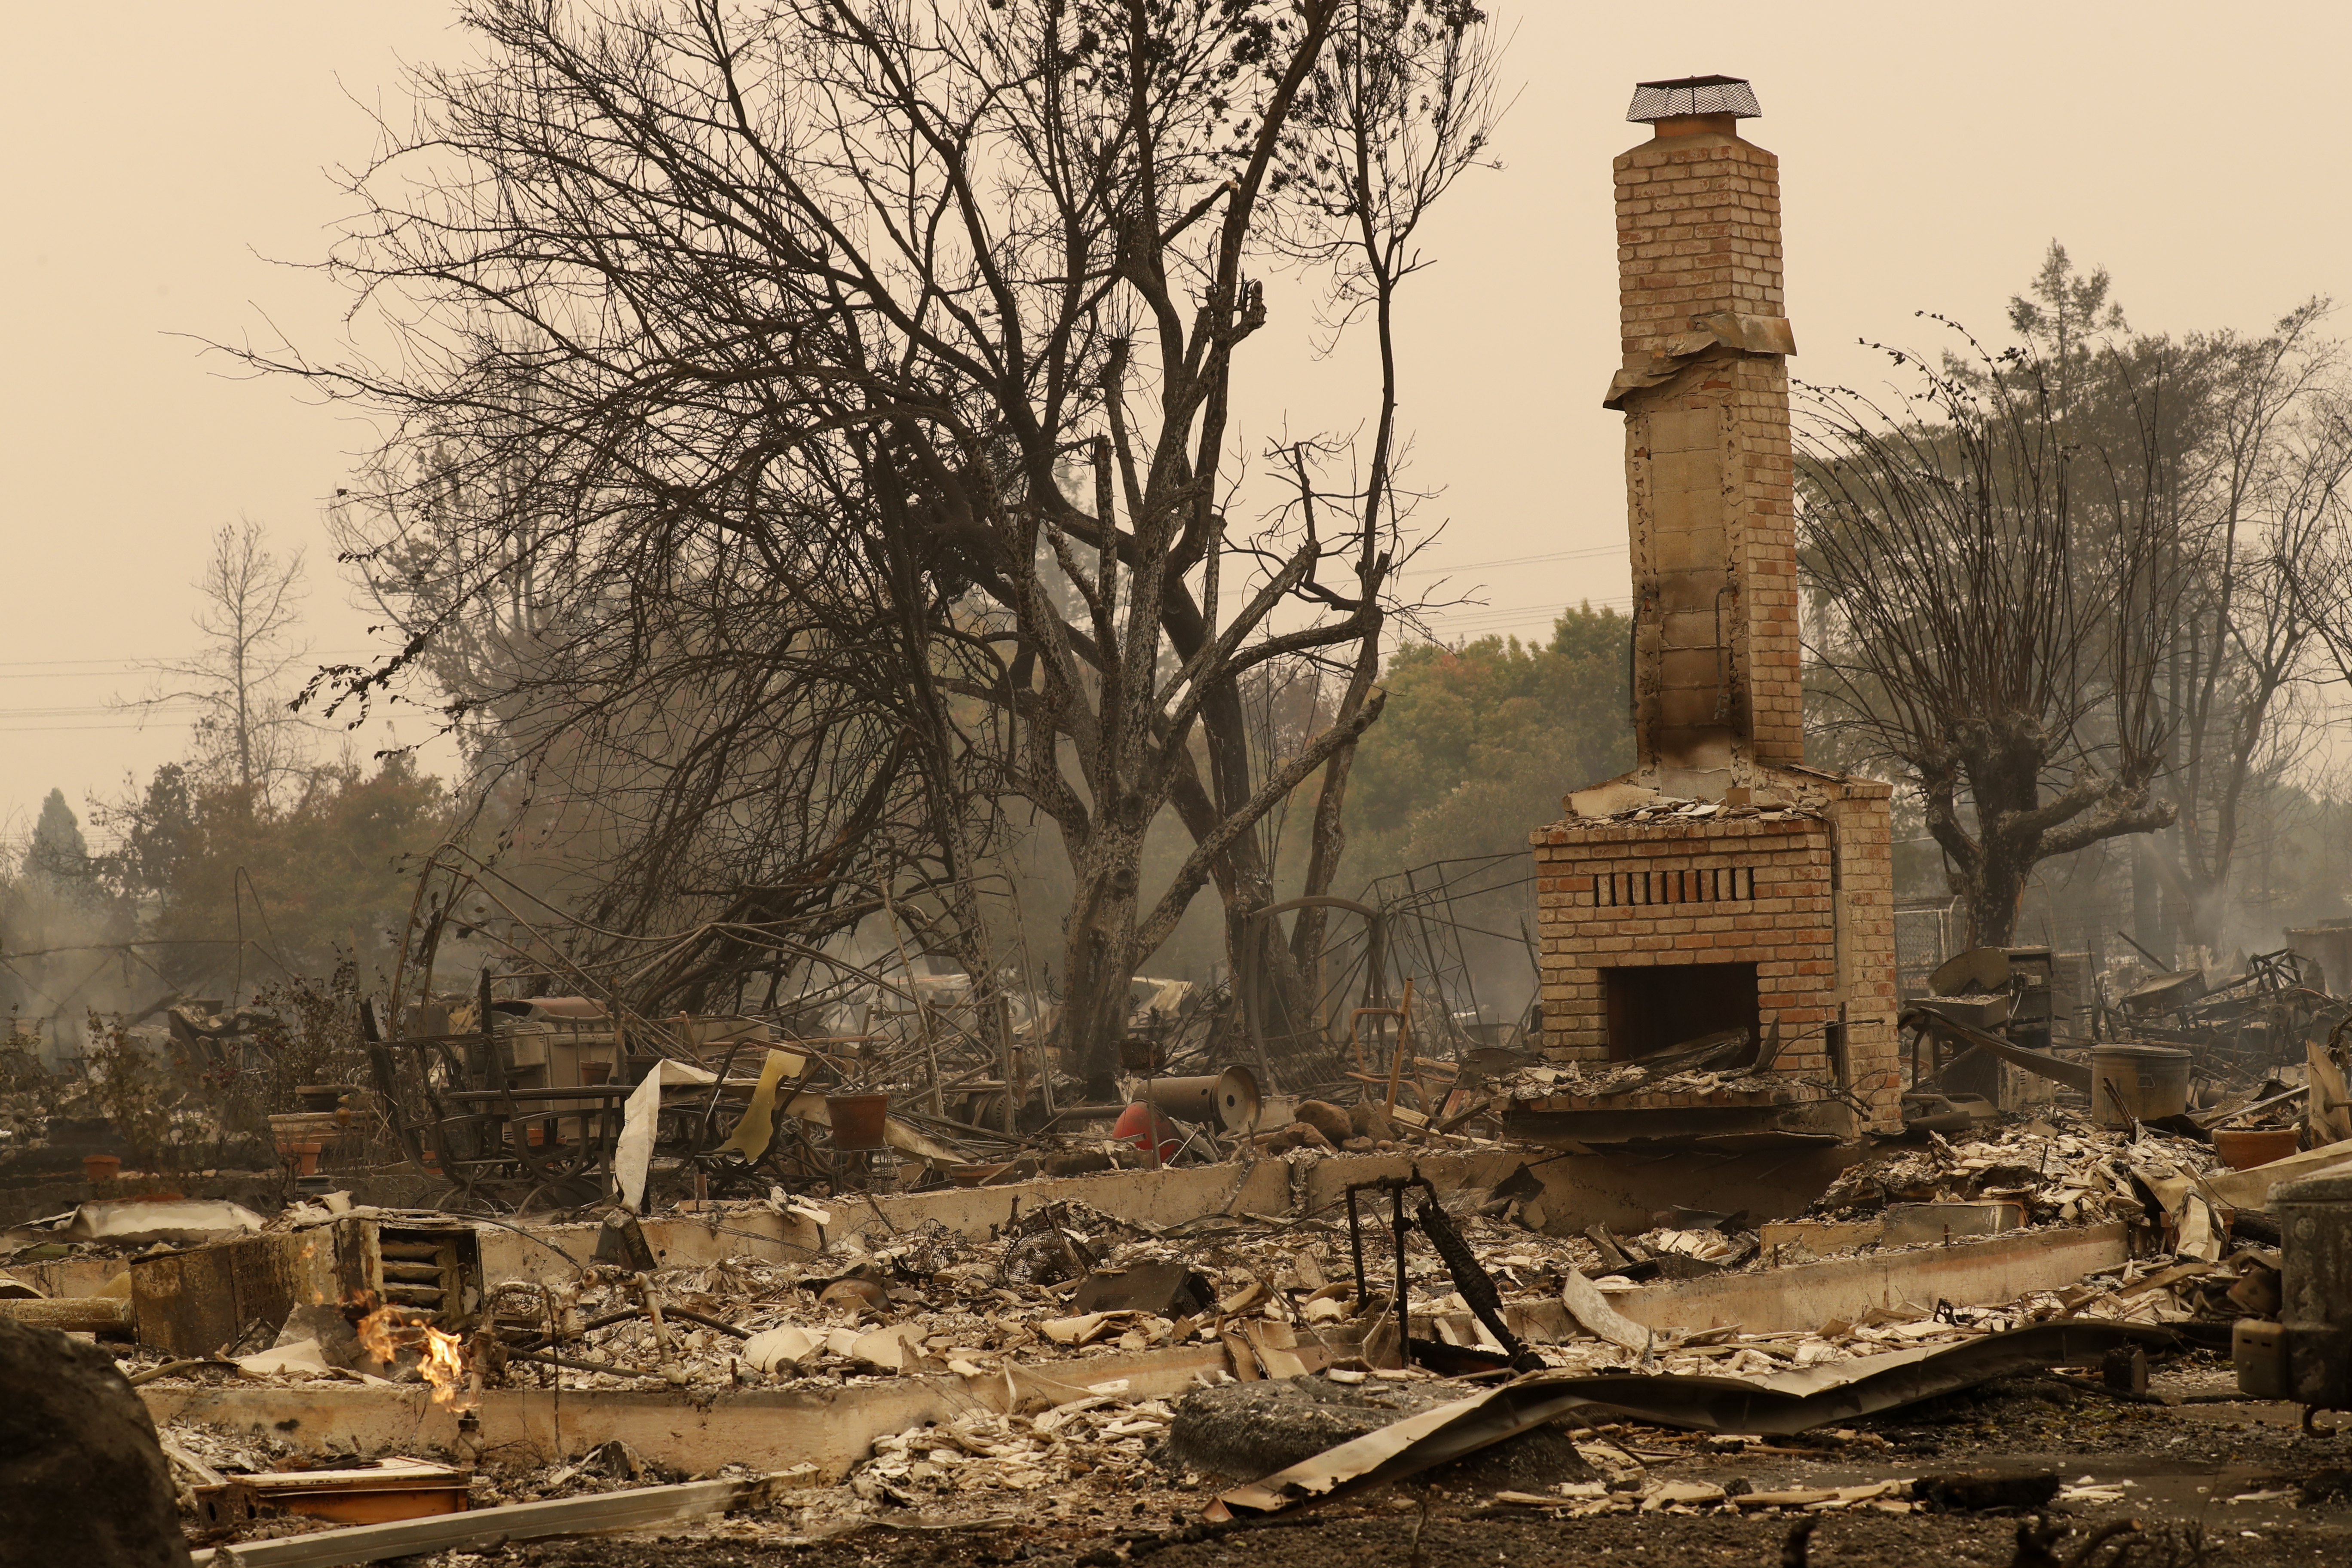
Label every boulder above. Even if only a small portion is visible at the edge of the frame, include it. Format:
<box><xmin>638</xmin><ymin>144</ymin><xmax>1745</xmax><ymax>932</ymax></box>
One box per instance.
<box><xmin>1293</xmin><ymin>1100</ymin><xmax>1355</xmax><ymax>1147</ymax></box>
<box><xmin>0</xmin><ymin>1319</ymin><xmax>191</xmax><ymax>1565</ymax></box>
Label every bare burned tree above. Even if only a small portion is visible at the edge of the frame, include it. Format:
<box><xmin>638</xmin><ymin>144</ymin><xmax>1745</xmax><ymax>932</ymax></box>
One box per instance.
<box><xmin>2136</xmin><ymin>304</ymin><xmax>2352</xmax><ymax>954</ymax></box>
<box><xmin>1244</xmin><ymin>2</ymin><xmax>1497</xmax><ymax>1026</ymax></box>
<box><xmin>256</xmin><ymin>0</ymin><xmax>1495</xmax><ymax>1085</ymax></box>
<box><xmin>144</xmin><ymin>519</ymin><xmax>315</xmax><ymax>811</ymax></box>
<box><xmin>1798</xmin><ymin>325</ymin><xmax>2190</xmax><ymax>947</ymax></box>
<box><xmin>331</xmin><ymin>431</ymin><xmax>1001</xmax><ymax>1017</ymax></box>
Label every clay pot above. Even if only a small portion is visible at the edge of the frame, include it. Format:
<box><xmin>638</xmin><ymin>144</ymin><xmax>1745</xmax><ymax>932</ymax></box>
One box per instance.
<box><xmin>825</xmin><ymin>1093</ymin><xmax>890</xmax><ymax>1152</ymax></box>
<box><xmin>82</xmin><ymin>1154</ymin><xmax>122</xmax><ymax>1184</ymax></box>
<box><xmin>2212</xmin><ymin>1126</ymin><xmax>2303</xmax><ymax>1171</ymax></box>
<box><xmin>579</xmin><ymin>1062</ymin><xmax>613</xmax><ymax>1086</ymax></box>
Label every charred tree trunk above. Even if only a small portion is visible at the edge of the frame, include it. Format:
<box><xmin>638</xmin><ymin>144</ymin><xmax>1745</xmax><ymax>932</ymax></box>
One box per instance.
<box><xmin>1163</xmin><ymin>732</ymin><xmax>1324</xmax><ymax>1064</ymax></box>
<box><xmin>1962</xmin><ymin>843</ymin><xmax>2030</xmax><ymax>950</ymax></box>
<box><xmin>1926</xmin><ymin>734</ymin><xmax>2173</xmax><ymax>952</ymax></box>
<box><xmin>1289</xmin><ymin>633</ymin><xmax>1383</xmax><ymax>996</ymax></box>
<box><xmin>1056</xmin><ymin>823</ymin><xmax>1145</xmax><ymax>1096</ymax></box>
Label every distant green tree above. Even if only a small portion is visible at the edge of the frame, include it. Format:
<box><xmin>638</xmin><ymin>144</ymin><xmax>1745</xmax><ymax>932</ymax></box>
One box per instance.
<box><xmin>1345</xmin><ymin>605</ymin><xmax>1634</xmax><ymax>879</ymax></box>
<box><xmin>21</xmin><ymin>789</ymin><xmax>95</xmax><ymax>892</ymax></box>
<box><xmin>2004</xmin><ymin>239</ymin><xmax>2129</xmax><ymax>416</ymax></box>
<box><xmin>108</xmin><ymin>757</ymin><xmax>451</xmax><ymax>987</ymax></box>
<box><xmin>108</xmin><ymin>765</ymin><xmax>198</xmax><ymax>909</ymax></box>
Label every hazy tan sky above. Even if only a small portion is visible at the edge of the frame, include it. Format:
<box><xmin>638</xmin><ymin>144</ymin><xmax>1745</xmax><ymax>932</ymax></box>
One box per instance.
<box><xmin>6</xmin><ymin>2</ymin><xmax>2349</xmax><ymax>839</ymax></box>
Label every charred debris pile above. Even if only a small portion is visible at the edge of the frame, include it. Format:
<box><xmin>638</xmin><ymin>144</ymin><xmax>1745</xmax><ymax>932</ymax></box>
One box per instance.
<box><xmin>9</xmin><ymin>933</ymin><xmax>2352</xmax><ymax>1561</ymax></box>
<box><xmin>1899</xmin><ymin>939</ymin><xmax>2352</xmax><ymax>1155</ymax></box>
<box><xmin>0</xmin><ymin>842</ymin><xmax>1562</xmax><ymax>1225</ymax></box>
<box><xmin>9</xmin><ymin>1095</ymin><xmax>2348</xmax><ymax>1559</ymax></box>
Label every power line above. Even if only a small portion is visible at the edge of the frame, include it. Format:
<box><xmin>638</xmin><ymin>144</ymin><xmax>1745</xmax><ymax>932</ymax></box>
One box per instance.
<box><xmin>1440</xmin><ymin>591</ymin><xmax>1635</xmax><ymax>612</ymax></box>
<box><xmin>0</xmin><ymin>704</ymin><xmax>204</xmax><ymax>720</ymax></box>
<box><xmin>1399</xmin><ymin>543</ymin><xmax>1626</xmax><ymax>579</ymax></box>
<box><xmin>0</xmin><ymin>649</ymin><xmax>378</xmax><ymax>679</ymax></box>
<box><xmin>0</xmin><ymin>670</ymin><xmax>178</xmax><ymax>682</ymax></box>
<box><xmin>0</xmin><ymin>729</ymin><xmax>208</xmax><ymax>743</ymax></box>
<box><xmin>1418</xmin><ymin>593</ymin><xmax>1633</xmax><ymax>623</ymax></box>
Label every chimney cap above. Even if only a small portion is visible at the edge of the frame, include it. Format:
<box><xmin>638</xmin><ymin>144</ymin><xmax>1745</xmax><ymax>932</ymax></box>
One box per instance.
<box><xmin>1626</xmin><ymin>75</ymin><xmax>1761</xmax><ymax>123</ymax></box>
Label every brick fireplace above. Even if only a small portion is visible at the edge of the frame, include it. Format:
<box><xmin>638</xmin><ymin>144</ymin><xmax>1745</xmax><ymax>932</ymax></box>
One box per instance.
<box><xmin>1528</xmin><ymin>76</ymin><xmax>1902</xmax><ymax>1136</ymax></box>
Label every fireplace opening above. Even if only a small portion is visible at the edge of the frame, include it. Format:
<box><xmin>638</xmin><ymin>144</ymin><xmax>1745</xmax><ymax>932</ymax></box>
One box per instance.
<box><xmin>1603</xmin><ymin>962</ymin><xmax>1761</xmax><ymax>1062</ymax></box>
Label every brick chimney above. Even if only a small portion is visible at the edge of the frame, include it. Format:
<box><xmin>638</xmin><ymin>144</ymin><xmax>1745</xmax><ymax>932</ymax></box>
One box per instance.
<box><xmin>1608</xmin><ymin>76</ymin><xmax>1801</xmax><ymax>795</ymax></box>
<box><xmin>1526</xmin><ymin>77</ymin><xmax>1904</xmax><ymax>1138</ymax></box>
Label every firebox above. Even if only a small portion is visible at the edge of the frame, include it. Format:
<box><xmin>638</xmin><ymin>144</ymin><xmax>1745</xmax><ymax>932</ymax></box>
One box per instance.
<box><xmin>1604</xmin><ymin>962</ymin><xmax>1759</xmax><ymax>1062</ymax></box>
<box><xmin>1526</xmin><ymin>75</ymin><xmax>1902</xmax><ymax>1136</ymax></box>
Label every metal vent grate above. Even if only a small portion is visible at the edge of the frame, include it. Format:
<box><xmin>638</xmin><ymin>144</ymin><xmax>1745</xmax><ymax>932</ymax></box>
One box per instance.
<box><xmin>375</xmin><ymin>1225</ymin><xmax>481</xmax><ymax>1324</ymax></box>
<box><xmin>1626</xmin><ymin>75</ymin><xmax>1761</xmax><ymax>123</ymax></box>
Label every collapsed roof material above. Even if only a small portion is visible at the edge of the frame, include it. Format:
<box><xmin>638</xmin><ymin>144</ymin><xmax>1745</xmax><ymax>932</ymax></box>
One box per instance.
<box><xmin>1208</xmin><ymin>1320</ymin><xmax>2179</xmax><ymax>1520</ymax></box>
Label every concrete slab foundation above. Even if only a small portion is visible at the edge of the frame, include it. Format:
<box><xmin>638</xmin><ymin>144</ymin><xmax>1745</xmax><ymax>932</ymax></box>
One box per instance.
<box><xmin>142</xmin><ymin>1339</ymin><xmax>1286</xmax><ymax>1480</ymax></box>
<box><xmin>144</xmin><ymin>1224</ymin><xmax>2132</xmax><ymax>1472</ymax></box>
<box><xmin>466</xmin><ymin>1148</ymin><xmax>1860</xmax><ymax>1287</ymax></box>
<box><xmin>1607</xmin><ymin>1223</ymin><xmax>2128</xmax><ymax>1335</ymax></box>
<box><xmin>21</xmin><ymin>1142</ymin><xmax>1876</xmax><ymax>1317</ymax></box>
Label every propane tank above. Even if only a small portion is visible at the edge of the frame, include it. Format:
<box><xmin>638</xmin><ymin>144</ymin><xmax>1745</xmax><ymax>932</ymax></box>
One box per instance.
<box><xmin>1111</xmin><ymin>1102</ymin><xmax>1180</xmax><ymax>1164</ymax></box>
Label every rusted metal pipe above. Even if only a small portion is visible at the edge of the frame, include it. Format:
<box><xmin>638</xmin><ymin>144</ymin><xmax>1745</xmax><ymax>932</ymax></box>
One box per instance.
<box><xmin>0</xmin><ymin>1297</ymin><xmax>133</xmax><ymax>1333</ymax></box>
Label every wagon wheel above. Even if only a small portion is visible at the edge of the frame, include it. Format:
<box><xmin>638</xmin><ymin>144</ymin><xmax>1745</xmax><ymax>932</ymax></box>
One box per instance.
<box><xmin>508</xmin><ymin>1173</ymin><xmax>606</xmax><ymax>1216</ymax></box>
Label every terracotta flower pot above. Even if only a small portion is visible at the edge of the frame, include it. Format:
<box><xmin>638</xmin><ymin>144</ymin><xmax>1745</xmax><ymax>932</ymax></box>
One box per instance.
<box><xmin>826</xmin><ymin>1093</ymin><xmax>890</xmax><ymax>1152</ymax></box>
<box><xmin>83</xmin><ymin>1154</ymin><xmax>122</xmax><ymax>1183</ymax></box>
<box><xmin>2212</xmin><ymin>1126</ymin><xmax>2303</xmax><ymax>1171</ymax></box>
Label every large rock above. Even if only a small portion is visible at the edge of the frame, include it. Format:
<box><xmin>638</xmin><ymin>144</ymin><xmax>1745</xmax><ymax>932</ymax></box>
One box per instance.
<box><xmin>1166</xmin><ymin>1375</ymin><xmax>1593</xmax><ymax>1493</ymax></box>
<box><xmin>0</xmin><ymin>1318</ymin><xmax>192</xmax><ymax>1565</ymax></box>
<box><xmin>1292</xmin><ymin>1100</ymin><xmax>1355</xmax><ymax>1147</ymax></box>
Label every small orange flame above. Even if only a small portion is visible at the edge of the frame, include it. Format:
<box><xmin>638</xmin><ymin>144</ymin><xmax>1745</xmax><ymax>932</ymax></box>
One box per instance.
<box><xmin>355</xmin><ymin>1299</ymin><xmax>400</xmax><ymax>1363</ymax></box>
<box><xmin>352</xmin><ymin>1299</ymin><xmax>478</xmax><ymax>1411</ymax></box>
<box><xmin>418</xmin><ymin>1323</ymin><xmax>472</xmax><ymax>1409</ymax></box>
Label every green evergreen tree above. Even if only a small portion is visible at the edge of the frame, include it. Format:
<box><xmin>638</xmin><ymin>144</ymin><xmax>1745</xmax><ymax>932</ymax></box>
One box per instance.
<box><xmin>22</xmin><ymin>789</ymin><xmax>92</xmax><ymax>888</ymax></box>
